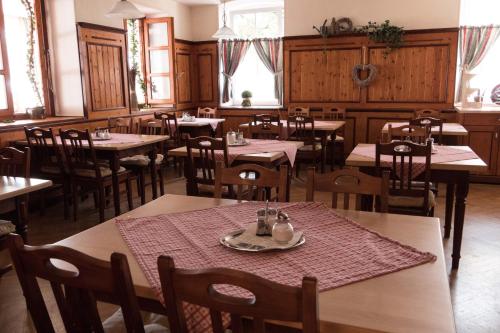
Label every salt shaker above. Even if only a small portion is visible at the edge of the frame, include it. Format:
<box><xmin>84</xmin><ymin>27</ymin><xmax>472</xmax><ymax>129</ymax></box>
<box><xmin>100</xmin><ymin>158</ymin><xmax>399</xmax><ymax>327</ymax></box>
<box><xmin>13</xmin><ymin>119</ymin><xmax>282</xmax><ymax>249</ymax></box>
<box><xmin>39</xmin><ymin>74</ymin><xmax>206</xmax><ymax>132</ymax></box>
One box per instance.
<box><xmin>272</xmin><ymin>212</ymin><xmax>294</xmax><ymax>244</ymax></box>
<box><xmin>226</xmin><ymin>130</ymin><xmax>236</xmax><ymax>145</ymax></box>
<box><xmin>256</xmin><ymin>208</ymin><xmax>272</xmax><ymax>236</ymax></box>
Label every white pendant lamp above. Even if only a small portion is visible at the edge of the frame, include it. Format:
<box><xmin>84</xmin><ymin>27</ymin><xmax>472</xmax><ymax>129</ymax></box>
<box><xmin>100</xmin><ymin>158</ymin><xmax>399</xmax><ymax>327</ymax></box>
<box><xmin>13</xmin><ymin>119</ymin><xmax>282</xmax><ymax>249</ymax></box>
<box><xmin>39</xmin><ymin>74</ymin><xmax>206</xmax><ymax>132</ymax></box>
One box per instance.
<box><xmin>106</xmin><ymin>0</ymin><xmax>145</xmax><ymax>19</ymax></box>
<box><xmin>212</xmin><ymin>0</ymin><xmax>237</xmax><ymax>40</ymax></box>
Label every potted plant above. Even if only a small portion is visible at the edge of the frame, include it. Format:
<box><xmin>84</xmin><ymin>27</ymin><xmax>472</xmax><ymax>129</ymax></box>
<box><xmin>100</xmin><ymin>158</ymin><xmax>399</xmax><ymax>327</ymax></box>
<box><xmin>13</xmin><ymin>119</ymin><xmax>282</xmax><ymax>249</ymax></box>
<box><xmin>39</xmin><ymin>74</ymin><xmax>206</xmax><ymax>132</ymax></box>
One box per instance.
<box><xmin>241</xmin><ymin>90</ymin><xmax>252</xmax><ymax>107</ymax></box>
<box><xmin>23</xmin><ymin>0</ymin><xmax>44</xmax><ymax>119</ymax></box>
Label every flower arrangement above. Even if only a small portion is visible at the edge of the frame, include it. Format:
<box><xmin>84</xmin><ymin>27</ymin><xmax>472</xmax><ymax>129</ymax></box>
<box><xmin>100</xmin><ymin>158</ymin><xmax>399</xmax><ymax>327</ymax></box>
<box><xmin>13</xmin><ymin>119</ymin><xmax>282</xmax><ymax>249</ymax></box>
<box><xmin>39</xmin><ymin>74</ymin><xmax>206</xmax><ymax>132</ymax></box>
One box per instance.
<box><xmin>241</xmin><ymin>90</ymin><xmax>252</xmax><ymax>107</ymax></box>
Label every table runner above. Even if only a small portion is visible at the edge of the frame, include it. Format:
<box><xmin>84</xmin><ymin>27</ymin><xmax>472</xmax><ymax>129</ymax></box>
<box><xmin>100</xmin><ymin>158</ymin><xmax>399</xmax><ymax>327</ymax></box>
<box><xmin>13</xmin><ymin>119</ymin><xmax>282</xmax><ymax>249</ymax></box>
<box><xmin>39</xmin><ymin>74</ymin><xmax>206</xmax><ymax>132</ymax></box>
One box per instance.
<box><xmin>115</xmin><ymin>202</ymin><xmax>436</xmax><ymax>332</ymax></box>
<box><xmin>353</xmin><ymin>144</ymin><xmax>479</xmax><ymax>179</ymax></box>
<box><xmin>221</xmin><ymin>139</ymin><xmax>297</xmax><ymax>166</ymax></box>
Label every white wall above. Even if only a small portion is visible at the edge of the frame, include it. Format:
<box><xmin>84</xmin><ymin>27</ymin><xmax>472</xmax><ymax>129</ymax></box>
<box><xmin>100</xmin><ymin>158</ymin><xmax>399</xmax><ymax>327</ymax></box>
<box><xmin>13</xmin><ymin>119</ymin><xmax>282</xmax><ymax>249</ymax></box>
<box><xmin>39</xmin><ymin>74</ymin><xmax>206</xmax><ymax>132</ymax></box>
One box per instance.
<box><xmin>191</xmin><ymin>5</ymin><xmax>219</xmax><ymax>41</ymax></box>
<box><xmin>74</xmin><ymin>0</ymin><xmax>193</xmax><ymax>40</ymax></box>
<box><xmin>285</xmin><ymin>0</ymin><xmax>461</xmax><ymax>36</ymax></box>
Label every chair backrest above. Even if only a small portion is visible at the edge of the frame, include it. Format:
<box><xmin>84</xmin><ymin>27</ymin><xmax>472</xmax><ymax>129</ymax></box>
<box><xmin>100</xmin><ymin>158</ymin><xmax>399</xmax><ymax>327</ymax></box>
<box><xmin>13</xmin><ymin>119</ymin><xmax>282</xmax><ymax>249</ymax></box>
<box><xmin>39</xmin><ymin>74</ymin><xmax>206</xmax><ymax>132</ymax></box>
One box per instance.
<box><xmin>59</xmin><ymin>129</ymin><xmax>102</xmax><ymax>179</ymax></box>
<box><xmin>214</xmin><ymin>162</ymin><xmax>288</xmax><ymax>202</ymax></box>
<box><xmin>376</xmin><ymin>141</ymin><xmax>432</xmax><ymax>209</ymax></box>
<box><xmin>287</xmin><ymin>116</ymin><xmax>316</xmax><ymax>146</ymax></box>
<box><xmin>388</xmin><ymin>124</ymin><xmax>430</xmax><ymax>144</ymax></box>
<box><xmin>410</xmin><ymin>117</ymin><xmax>443</xmax><ymax>144</ymax></box>
<box><xmin>306</xmin><ymin>167</ymin><xmax>389</xmax><ymax>212</ymax></box>
<box><xmin>158</xmin><ymin>255</ymin><xmax>319</xmax><ymax>333</ymax></box>
<box><xmin>8</xmin><ymin>234</ymin><xmax>146</xmax><ymax>333</ymax></box>
<box><xmin>197</xmin><ymin>107</ymin><xmax>217</xmax><ymax>118</ymax></box>
<box><xmin>158</xmin><ymin>112</ymin><xmax>181</xmax><ymax>144</ymax></box>
<box><xmin>288</xmin><ymin>106</ymin><xmax>310</xmax><ymax>117</ymax></box>
<box><xmin>24</xmin><ymin>127</ymin><xmax>64</xmax><ymax>176</ymax></box>
<box><xmin>415</xmin><ymin>108</ymin><xmax>440</xmax><ymax>118</ymax></box>
<box><xmin>0</xmin><ymin>146</ymin><xmax>30</xmax><ymax>178</ymax></box>
<box><xmin>108</xmin><ymin>117</ymin><xmax>131</xmax><ymax>134</ymax></box>
<box><xmin>321</xmin><ymin>107</ymin><xmax>346</xmax><ymax>121</ymax></box>
<box><xmin>186</xmin><ymin>136</ymin><xmax>229</xmax><ymax>187</ymax></box>
<box><xmin>138</xmin><ymin>118</ymin><xmax>164</xmax><ymax>135</ymax></box>
<box><xmin>249</xmin><ymin>114</ymin><xmax>282</xmax><ymax>140</ymax></box>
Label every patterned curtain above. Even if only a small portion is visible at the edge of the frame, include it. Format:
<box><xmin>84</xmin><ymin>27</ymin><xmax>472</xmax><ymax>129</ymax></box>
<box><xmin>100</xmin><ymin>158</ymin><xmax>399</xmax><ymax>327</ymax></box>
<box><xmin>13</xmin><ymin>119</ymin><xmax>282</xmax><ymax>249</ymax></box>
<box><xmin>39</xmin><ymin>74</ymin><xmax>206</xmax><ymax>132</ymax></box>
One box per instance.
<box><xmin>253</xmin><ymin>38</ymin><xmax>283</xmax><ymax>105</ymax></box>
<box><xmin>219</xmin><ymin>39</ymin><xmax>251</xmax><ymax>103</ymax></box>
<box><xmin>456</xmin><ymin>25</ymin><xmax>500</xmax><ymax>101</ymax></box>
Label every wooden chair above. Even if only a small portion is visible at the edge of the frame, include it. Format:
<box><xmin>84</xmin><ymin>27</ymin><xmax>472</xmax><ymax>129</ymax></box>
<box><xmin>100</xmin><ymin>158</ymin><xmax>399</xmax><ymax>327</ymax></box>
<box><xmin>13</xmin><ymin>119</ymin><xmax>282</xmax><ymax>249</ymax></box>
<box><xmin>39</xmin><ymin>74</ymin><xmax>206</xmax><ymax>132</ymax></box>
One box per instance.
<box><xmin>59</xmin><ymin>129</ymin><xmax>133</xmax><ymax>222</ymax></box>
<box><xmin>158</xmin><ymin>255</ymin><xmax>319</xmax><ymax>333</ymax></box>
<box><xmin>376</xmin><ymin>141</ymin><xmax>434</xmax><ymax>216</ymax></box>
<box><xmin>306</xmin><ymin>167</ymin><xmax>389</xmax><ymax>212</ymax></box>
<box><xmin>214</xmin><ymin>162</ymin><xmax>288</xmax><ymax>202</ymax></box>
<box><xmin>155</xmin><ymin>112</ymin><xmax>185</xmax><ymax>176</ymax></box>
<box><xmin>415</xmin><ymin>108</ymin><xmax>441</xmax><ymax>118</ymax></box>
<box><xmin>410</xmin><ymin>117</ymin><xmax>443</xmax><ymax>144</ymax></box>
<box><xmin>108</xmin><ymin>117</ymin><xmax>132</xmax><ymax>134</ymax></box>
<box><xmin>197</xmin><ymin>107</ymin><xmax>217</xmax><ymax>118</ymax></box>
<box><xmin>388</xmin><ymin>124</ymin><xmax>430</xmax><ymax>144</ymax></box>
<box><xmin>288</xmin><ymin>106</ymin><xmax>310</xmax><ymax>117</ymax></box>
<box><xmin>322</xmin><ymin>107</ymin><xmax>346</xmax><ymax>170</ymax></box>
<box><xmin>287</xmin><ymin>115</ymin><xmax>325</xmax><ymax>175</ymax></box>
<box><xmin>24</xmin><ymin>127</ymin><xmax>71</xmax><ymax>219</ymax></box>
<box><xmin>0</xmin><ymin>147</ymin><xmax>30</xmax><ymax>276</ymax></box>
<box><xmin>249</xmin><ymin>114</ymin><xmax>282</xmax><ymax>140</ymax></box>
<box><xmin>186</xmin><ymin>136</ymin><xmax>229</xmax><ymax>196</ymax></box>
<box><xmin>7</xmin><ymin>234</ymin><xmax>167</xmax><ymax>333</ymax></box>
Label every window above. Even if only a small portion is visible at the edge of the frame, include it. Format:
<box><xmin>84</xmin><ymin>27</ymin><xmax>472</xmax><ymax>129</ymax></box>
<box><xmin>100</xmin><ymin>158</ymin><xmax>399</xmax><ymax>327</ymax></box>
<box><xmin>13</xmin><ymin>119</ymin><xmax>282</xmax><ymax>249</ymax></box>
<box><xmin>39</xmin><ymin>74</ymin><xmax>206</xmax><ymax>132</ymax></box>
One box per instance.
<box><xmin>0</xmin><ymin>0</ymin><xmax>47</xmax><ymax>116</ymax></box>
<box><xmin>127</xmin><ymin>19</ymin><xmax>146</xmax><ymax>106</ymax></box>
<box><xmin>220</xmin><ymin>1</ymin><xmax>284</xmax><ymax>107</ymax></box>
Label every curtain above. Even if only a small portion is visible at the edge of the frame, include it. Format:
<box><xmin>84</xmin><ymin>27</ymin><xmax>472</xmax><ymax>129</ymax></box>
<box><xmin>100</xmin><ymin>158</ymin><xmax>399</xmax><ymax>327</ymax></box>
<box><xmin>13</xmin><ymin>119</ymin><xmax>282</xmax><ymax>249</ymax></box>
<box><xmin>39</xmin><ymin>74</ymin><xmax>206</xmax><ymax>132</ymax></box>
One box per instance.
<box><xmin>253</xmin><ymin>38</ymin><xmax>283</xmax><ymax>105</ymax></box>
<box><xmin>219</xmin><ymin>39</ymin><xmax>251</xmax><ymax>103</ymax></box>
<box><xmin>457</xmin><ymin>25</ymin><xmax>500</xmax><ymax>102</ymax></box>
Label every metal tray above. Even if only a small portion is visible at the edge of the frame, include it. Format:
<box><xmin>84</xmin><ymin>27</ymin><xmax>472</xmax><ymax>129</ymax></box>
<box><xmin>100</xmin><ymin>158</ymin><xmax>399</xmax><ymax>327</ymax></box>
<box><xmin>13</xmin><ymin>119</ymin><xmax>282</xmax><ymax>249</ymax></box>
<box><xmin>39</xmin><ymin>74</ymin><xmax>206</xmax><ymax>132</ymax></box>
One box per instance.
<box><xmin>92</xmin><ymin>136</ymin><xmax>112</xmax><ymax>141</ymax></box>
<box><xmin>227</xmin><ymin>141</ymin><xmax>250</xmax><ymax>147</ymax></box>
<box><xmin>219</xmin><ymin>229</ymin><xmax>305</xmax><ymax>252</ymax></box>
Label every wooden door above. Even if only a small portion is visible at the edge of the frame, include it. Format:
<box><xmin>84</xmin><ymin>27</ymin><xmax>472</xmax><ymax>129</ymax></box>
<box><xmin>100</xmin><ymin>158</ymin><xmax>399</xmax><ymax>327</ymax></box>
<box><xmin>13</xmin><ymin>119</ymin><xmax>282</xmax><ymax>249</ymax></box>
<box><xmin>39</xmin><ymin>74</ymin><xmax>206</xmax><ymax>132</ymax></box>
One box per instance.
<box><xmin>195</xmin><ymin>42</ymin><xmax>218</xmax><ymax>106</ymax></box>
<box><xmin>143</xmin><ymin>18</ymin><xmax>175</xmax><ymax>105</ymax></box>
<box><xmin>77</xmin><ymin>23</ymin><xmax>129</xmax><ymax>119</ymax></box>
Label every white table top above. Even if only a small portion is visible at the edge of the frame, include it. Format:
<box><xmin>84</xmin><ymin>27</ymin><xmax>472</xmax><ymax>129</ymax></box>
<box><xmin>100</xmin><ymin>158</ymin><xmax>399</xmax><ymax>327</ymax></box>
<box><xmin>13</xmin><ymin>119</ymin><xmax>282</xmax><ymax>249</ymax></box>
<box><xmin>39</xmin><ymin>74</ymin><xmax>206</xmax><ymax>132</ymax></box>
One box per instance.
<box><xmin>0</xmin><ymin>177</ymin><xmax>53</xmax><ymax>201</ymax></box>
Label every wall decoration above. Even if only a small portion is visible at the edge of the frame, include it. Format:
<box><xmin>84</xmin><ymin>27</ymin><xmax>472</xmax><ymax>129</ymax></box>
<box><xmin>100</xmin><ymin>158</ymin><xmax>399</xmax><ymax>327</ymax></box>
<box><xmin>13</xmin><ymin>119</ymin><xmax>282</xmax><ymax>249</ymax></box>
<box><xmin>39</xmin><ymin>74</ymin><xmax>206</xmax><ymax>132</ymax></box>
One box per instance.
<box><xmin>352</xmin><ymin>64</ymin><xmax>377</xmax><ymax>87</ymax></box>
<box><xmin>358</xmin><ymin>20</ymin><xmax>404</xmax><ymax>57</ymax></box>
<box><xmin>313</xmin><ymin>17</ymin><xmax>354</xmax><ymax>38</ymax></box>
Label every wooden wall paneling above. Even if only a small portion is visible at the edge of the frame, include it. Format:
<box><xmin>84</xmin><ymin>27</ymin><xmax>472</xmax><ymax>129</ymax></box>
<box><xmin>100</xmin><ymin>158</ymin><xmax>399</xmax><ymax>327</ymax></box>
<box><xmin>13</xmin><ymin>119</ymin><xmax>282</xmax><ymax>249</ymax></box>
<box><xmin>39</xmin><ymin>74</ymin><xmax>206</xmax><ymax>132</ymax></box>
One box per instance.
<box><xmin>174</xmin><ymin>40</ymin><xmax>195</xmax><ymax>110</ymax></box>
<box><xmin>194</xmin><ymin>42</ymin><xmax>218</xmax><ymax>107</ymax></box>
<box><xmin>77</xmin><ymin>23</ymin><xmax>130</xmax><ymax>119</ymax></box>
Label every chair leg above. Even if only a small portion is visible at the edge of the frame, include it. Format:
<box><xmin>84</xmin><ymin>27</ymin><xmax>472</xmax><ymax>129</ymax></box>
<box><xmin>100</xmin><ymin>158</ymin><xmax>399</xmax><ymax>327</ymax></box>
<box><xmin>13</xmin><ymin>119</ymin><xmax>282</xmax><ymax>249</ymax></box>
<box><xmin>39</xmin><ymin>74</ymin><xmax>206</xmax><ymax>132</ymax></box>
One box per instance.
<box><xmin>39</xmin><ymin>191</ymin><xmax>45</xmax><ymax>216</ymax></box>
<box><xmin>295</xmin><ymin>162</ymin><xmax>300</xmax><ymax>178</ymax></box>
<box><xmin>139</xmin><ymin>169</ymin><xmax>146</xmax><ymax>205</ymax></box>
<box><xmin>98</xmin><ymin>184</ymin><xmax>106</xmax><ymax>223</ymax></box>
<box><xmin>158</xmin><ymin>167</ymin><xmax>165</xmax><ymax>196</ymax></box>
<box><xmin>330</xmin><ymin>144</ymin><xmax>335</xmax><ymax>171</ymax></box>
<box><xmin>63</xmin><ymin>181</ymin><xmax>70</xmax><ymax>220</ymax></box>
<box><xmin>126</xmin><ymin>177</ymin><xmax>133</xmax><ymax>211</ymax></box>
<box><xmin>72</xmin><ymin>181</ymin><xmax>78</xmax><ymax>222</ymax></box>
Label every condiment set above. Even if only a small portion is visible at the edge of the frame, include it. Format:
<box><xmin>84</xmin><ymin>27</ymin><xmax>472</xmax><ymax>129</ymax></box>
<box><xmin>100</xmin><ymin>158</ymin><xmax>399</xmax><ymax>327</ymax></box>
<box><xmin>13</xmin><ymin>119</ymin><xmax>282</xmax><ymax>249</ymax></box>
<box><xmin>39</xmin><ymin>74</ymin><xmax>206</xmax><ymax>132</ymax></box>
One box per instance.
<box><xmin>256</xmin><ymin>201</ymin><xmax>295</xmax><ymax>244</ymax></box>
<box><xmin>95</xmin><ymin>128</ymin><xmax>111</xmax><ymax>139</ymax></box>
<box><xmin>226</xmin><ymin>129</ymin><xmax>245</xmax><ymax>145</ymax></box>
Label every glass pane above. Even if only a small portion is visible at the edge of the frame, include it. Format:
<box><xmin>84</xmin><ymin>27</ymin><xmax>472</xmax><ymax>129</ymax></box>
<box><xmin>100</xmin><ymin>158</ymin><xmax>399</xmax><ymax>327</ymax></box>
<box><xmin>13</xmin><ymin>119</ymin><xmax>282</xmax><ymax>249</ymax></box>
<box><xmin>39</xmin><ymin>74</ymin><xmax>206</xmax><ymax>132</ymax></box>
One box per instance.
<box><xmin>151</xmin><ymin>76</ymin><xmax>171</xmax><ymax>100</ymax></box>
<box><xmin>149</xmin><ymin>50</ymin><xmax>169</xmax><ymax>73</ymax></box>
<box><xmin>0</xmin><ymin>75</ymin><xmax>8</xmax><ymax>109</ymax></box>
<box><xmin>148</xmin><ymin>22</ymin><xmax>168</xmax><ymax>47</ymax></box>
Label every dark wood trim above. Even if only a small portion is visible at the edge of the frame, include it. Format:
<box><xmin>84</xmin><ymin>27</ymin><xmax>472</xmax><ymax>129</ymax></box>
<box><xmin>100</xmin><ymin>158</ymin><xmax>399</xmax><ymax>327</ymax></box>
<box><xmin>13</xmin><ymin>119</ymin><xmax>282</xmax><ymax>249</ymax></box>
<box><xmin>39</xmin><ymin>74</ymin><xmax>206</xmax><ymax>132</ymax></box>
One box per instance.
<box><xmin>77</xmin><ymin>22</ymin><xmax>127</xmax><ymax>34</ymax></box>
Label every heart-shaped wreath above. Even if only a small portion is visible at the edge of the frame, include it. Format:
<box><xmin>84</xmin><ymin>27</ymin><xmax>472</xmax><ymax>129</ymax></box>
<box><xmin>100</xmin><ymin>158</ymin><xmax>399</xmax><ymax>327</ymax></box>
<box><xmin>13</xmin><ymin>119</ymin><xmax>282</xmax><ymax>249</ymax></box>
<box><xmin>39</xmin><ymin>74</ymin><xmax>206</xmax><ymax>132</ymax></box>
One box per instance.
<box><xmin>352</xmin><ymin>64</ymin><xmax>377</xmax><ymax>87</ymax></box>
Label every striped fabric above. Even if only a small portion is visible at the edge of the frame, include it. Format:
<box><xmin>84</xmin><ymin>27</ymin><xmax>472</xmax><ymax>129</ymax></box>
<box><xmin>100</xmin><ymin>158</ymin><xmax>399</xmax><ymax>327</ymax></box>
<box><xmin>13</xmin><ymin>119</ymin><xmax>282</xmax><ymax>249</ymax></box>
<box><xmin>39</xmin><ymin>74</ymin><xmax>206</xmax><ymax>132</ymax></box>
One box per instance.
<box><xmin>457</xmin><ymin>25</ymin><xmax>500</xmax><ymax>101</ymax></box>
<box><xmin>219</xmin><ymin>39</ymin><xmax>251</xmax><ymax>103</ymax></box>
<box><xmin>253</xmin><ymin>38</ymin><xmax>283</xmax><ymax>105</ymax></box>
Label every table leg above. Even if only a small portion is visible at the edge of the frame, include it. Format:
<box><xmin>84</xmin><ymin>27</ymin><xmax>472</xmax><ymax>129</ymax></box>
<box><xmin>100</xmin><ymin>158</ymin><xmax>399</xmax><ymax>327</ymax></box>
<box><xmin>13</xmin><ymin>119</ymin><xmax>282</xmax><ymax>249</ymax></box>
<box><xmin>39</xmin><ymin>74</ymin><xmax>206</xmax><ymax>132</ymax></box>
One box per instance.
<box><xmin>149</xmin><ymin>146</ymin><xmax>158</xmax><ymax>199</ymax></box>
<box><xmin>444</xmin><ymin>183</ymin><xmax>455</xmax><ymax>238</ymax></box>
<box><xmin>109</xmin><ymin>154</ymin><xmax>121</xmax><ymax>216</ymax></box>
<box><xmin>183</xmin><ymin>156</ymin><xmax>199</xmax><ymax>196</ymax></box>
<box><xmin>452</xmin><ymin>172</ymin><xmax>469</xmax><ymax>270</ymax></box>
<box><xmin>330</xmin><ymin>130</ymin><xmax>337</xmax><ymax>171</ymax></box>
<box><xmin>15</xmin><ymin>198</ymin><xmax>28</xmax><ymax>242</ymax></box>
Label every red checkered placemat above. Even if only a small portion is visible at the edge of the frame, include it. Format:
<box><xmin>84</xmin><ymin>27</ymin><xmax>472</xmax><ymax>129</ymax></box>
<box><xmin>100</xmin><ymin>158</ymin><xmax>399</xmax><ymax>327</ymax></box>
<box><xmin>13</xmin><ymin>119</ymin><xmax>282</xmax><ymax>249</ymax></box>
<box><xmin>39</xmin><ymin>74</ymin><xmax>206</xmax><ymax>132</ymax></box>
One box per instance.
<box><xmin>115</xmin><ymin>202</ymin><xmax>436</xmax><ymax>333</ymax></box>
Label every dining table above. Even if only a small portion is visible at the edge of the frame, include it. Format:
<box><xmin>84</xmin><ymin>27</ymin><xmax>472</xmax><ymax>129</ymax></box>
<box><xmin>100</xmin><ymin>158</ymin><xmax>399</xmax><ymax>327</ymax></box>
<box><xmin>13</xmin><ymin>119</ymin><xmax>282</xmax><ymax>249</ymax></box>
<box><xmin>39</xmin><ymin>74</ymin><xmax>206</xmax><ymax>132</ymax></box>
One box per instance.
<box><xmin>168</xmin><ymin>139</ymin><xmax>304</xmax><ymax>196</ymax></box>
<box><xmin>177</xmin><ymin>117</ymin><xmax>225</xmax><ymax>137</ymax></box>
<box><xmin>55</xmin><ymin>194</ymin><xmax>455</xmax><ymax>333</ymax></box>
<box><xmin>346</xmin><ymin>143</ymin><xmax>487</xmax><ymax>269</ymax></box>
<box><xmin>381</xmin><ymin>122</ymin><xmax>468</xmax><ymax>144</ymax></box>
<box><xmin>0</xmin><ymin>176</ymin><xmax>52</xmax><ymax>241</ymax></box>
<box><xmin>16</xmin><ymin>133</ymin><xmax>169</xmax><ymax>216</ymax></box>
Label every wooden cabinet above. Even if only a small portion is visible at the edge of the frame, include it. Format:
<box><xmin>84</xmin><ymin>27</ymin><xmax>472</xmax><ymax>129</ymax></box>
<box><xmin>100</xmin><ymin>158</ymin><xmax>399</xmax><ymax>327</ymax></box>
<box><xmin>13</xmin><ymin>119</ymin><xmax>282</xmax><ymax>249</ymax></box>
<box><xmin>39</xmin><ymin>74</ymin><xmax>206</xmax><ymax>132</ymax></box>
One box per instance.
<box><xmin>195</xmin><ymin>42</ymin><xmax>218</xmax><ymax>106</ymax></box>
<box><xmin>77</xmin><ymin>23</ymin><xmax>130</xmax><ymax>119</ymax></box>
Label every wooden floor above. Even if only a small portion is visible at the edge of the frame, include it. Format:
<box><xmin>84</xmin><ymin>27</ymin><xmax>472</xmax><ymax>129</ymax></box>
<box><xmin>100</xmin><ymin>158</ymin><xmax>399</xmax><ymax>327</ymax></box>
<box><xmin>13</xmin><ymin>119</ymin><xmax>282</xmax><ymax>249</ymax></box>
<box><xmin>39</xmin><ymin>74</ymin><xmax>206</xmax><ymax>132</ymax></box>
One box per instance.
<box><xmin>0</xmin><ymin>168</ymin><xmax>499</xmax><ymax>332</ymax></box>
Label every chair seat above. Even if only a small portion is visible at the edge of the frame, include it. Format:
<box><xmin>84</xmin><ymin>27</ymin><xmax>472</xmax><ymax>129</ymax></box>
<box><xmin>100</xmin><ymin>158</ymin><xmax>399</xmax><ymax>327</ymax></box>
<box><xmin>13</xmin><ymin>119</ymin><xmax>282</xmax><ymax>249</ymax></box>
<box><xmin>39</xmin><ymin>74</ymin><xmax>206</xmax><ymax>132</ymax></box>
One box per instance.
<box><xmin>102</xmin><ymin>309</ymin><xmax>169</xmax><ymax>333</ymax></box>
<box><xmin>74</xmin><ymin>166</ymin><xmax>127</xmax><ymax>178</ymax></box>
<box><xmin>120</xmin><ymin>154</ymin><xmax>164</xmax><ymax>167</ymax></box>
<box><xmin>298</xmin><ymin>143</ymin><xmax>322</xmax><ymax>151</ymax></box>
<box><xmin>388</xmin><ymin>190</ymin><xmax>436</xmax><ymax>208</ymax></box>
<box><xmin>0</xmin><ymin>219</ymin><xmax>15</xmax><ymax>236</ymax></box>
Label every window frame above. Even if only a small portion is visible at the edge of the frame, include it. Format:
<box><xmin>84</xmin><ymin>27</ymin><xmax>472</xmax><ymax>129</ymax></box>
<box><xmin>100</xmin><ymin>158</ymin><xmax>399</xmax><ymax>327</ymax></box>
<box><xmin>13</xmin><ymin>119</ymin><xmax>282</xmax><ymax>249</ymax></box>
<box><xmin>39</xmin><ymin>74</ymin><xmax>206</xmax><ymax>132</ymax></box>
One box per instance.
<box><xmin>143</xmin><ymin>17</ymin><xmax>175</xmax><ymax>105</ymax></box>
<box><xmin>229</xmin><ymin>7</ymin><xmax>284</xmax><ymax>39</ymax></box>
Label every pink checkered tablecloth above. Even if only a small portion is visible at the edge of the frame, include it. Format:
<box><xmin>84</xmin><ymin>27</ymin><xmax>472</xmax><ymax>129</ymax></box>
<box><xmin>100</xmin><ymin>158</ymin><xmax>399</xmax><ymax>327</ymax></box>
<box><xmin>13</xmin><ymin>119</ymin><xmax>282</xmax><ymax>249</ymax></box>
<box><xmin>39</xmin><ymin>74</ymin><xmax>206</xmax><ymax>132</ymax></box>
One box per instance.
<box><xmin>353</xmin><ymin>144</ymin><xmax>479</xmax><ymax>179</ymax></box>
<box><xmin>115</xmin><ymin>202</ymin><xmax>436</xmax><ymax>332</ymax></box>
<box><xmin>222</xmin><ymin>139</ymin><xmax>298</xmax><ymax>166</ymax></box>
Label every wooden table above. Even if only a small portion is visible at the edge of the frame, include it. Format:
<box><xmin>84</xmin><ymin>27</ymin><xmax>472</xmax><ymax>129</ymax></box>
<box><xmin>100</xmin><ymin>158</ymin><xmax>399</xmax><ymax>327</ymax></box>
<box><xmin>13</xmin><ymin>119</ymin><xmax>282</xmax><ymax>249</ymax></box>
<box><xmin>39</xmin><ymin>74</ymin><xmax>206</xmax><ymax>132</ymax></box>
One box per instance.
<box><xmin>0</xmin><ymin>177</ymin><xmax>52</xmax><ymax>240</ymax></box>
<box><xmin>56</xmin><ymin>194</ymin><xmax>455</xmax><ymax>333</ymax></box>
<box><xmin>168</xmin><ymin>141</ymin><xmax>304</xmax><ymax>196</ymax></box>
<box><xmin>381</xmin><ymin>122</ymin><xmax>468</xmax><ymax>144</ymax></box>
<box><xmin>16</xmin><ymin>134</ymin><xmax>169</xmax><ymax>216</ymax></box>
<box><xmin>346</xmin><ymin>143</ymin><xmax>487</xmax><ymax>269</ymax></box>
<box><xmin>178</xmin><ymin>118</ymin><xmax>225</xmax><ymax>137</ymax></box>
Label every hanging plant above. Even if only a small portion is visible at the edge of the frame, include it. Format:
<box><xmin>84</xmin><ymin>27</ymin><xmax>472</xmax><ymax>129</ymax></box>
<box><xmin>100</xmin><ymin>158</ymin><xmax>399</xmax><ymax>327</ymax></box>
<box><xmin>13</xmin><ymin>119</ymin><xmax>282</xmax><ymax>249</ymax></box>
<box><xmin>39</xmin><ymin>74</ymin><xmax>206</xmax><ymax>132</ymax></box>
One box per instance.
<box><xmin>358</xmin><ymin>20</ymin><xmax>404</xmax><ymax>57</ymax></box>
<box><xmin>21</xmin><ymin>0</ymin><xmax>43</xmax><ymax>107</ymax></box>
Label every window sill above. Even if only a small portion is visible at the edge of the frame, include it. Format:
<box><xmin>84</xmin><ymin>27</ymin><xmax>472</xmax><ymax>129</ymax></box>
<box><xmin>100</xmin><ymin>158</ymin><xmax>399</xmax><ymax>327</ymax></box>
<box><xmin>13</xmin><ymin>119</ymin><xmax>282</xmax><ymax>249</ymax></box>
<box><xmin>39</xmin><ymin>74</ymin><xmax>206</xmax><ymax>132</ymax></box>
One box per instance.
<box><xmin>0</xmin><ymin>116</ymin><xmax>85</xmax><ymax>132</ymax></box>
<box><xmin>218</xmin><ymin>105</ymin><xmax>284</xmax><ymax>110</ymax></box>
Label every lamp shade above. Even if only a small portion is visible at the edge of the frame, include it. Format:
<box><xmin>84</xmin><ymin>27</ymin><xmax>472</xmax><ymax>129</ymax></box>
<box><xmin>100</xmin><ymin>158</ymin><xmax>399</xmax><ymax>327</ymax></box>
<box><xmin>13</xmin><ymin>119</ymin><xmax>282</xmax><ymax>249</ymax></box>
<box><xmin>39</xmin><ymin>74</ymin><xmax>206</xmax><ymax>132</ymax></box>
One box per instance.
<box><xmin>106</xmin><ymin>0</ymin><xmax>145</xmax><ymax>19</ymax></box>
<box><xmin>212</xmin><ymin>25</ymin><xmax>237</xmax><ymax>40</ymax></box>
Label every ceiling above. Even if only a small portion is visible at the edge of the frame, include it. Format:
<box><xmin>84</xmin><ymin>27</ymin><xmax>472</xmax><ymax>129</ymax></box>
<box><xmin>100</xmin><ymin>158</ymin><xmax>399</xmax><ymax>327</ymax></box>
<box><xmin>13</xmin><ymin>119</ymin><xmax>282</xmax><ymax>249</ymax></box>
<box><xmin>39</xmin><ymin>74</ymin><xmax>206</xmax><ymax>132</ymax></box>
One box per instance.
<box><xmin>173</xmin><ymin>0</ymin><xmax>220</xmax><ymax>5</ymax></box>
